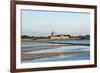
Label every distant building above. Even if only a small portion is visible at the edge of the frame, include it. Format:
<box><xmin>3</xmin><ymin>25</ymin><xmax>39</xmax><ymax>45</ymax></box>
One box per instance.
<box><xmin>70</xmin><ymin>36</ymin><xmax>80</xmax><ymax>40</ymax></box>
<box><xmin>50</xmin><ymin>32</ymin><xmax>70</xmax><ymax>40</ymax></box>
<box><xmin>50</xmin><ymin>35</ymin><xmax>70</xmax><ymax>40</ymax></box>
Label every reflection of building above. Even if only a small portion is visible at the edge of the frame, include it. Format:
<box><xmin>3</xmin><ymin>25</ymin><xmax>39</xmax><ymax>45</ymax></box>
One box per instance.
<box><xmin>50</xmin><ymin>31</ymin><xmax>70</xmax><ymax>40</ymax></box>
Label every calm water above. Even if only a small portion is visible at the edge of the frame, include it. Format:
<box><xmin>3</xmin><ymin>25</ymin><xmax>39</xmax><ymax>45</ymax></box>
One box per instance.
<box><xmin>22</xmin><ymin>40</ymin><xmax>90</xmax><ymax>47</ymax></box>
<box><xmin>21</xmin><ymin>40</ymin><xmax>90</xmax><ymax>63</ymax></box>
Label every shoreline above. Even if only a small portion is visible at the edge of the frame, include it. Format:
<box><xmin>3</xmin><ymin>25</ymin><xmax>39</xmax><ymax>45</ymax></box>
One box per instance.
<box><xmin>21</xmin><ymin>39</ymin><xmax>90</xmax><ymax>41</ymax></box>
<box><xmin>21</xmin><ymin>44</ymin><xmax>89</xmax><ymax>52</ymax></box>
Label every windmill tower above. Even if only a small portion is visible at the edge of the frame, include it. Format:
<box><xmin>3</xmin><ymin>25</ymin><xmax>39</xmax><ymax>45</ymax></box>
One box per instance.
<box><xmin>51</xmin><ymin>31</ymin><xmax>55</xmax><ymax>36</ymax></box>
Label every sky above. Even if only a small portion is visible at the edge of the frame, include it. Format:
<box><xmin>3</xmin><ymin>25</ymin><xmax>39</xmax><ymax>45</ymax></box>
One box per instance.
<box><xmin>21</xmin><ymin>9</ymin><xmax>90</xmax><ymax>37</ymax></box>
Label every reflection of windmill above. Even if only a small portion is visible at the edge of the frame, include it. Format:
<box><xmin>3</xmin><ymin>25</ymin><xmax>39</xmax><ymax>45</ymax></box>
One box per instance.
<box><xmin>51</xmin><ymin>31</ymin><xmax>55</xmax><ymax>36</ymax></box>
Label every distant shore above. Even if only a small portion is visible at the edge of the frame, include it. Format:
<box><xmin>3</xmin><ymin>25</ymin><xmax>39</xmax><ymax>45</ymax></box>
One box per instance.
<box><xmin>21</xmin><ymin>34</ymin><xmax>90</xmax><ymax>41</ymax></box>
<box><xmin>21</xmin><ymin>38</ymin><xmax>89</xmax><ymax>42</ymax></box>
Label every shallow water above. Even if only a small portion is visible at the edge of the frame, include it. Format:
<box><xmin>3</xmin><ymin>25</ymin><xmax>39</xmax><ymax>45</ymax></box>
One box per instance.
<box><xmin>24</xmin><ymin>46</ymin><xmax>89</xmax><ymax>54</ymax></box>
<box><xmin>22</xmin><ymin>53</ymin><xmax>90</xmax><ymax>63</ymax></box>
<box><xmin>21</xmin><ymin>40</ymin><xmax>90</xmax><ymax>63</ymax></box>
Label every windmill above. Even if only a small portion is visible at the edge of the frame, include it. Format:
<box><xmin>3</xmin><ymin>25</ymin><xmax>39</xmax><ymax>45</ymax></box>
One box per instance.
<box><xmin>51</xmin><ymin>31</ymin><xmax>56</xmax><ymax>36</ymax></box>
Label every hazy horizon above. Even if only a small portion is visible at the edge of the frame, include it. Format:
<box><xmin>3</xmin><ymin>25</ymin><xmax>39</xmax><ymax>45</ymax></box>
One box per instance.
<box><xmin>21</xmin><ymin>9</ymin><xmax>90</xmax><ymax>37</ymax></box>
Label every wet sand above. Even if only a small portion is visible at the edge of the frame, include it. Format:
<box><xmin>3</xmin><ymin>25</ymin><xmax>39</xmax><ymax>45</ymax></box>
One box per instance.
<box><xmin>21</xmin><ymin>44</ymin><xmax>89</xmax><ymax>61</ymax></box>
<box><xmin>22</xmin><ymin>51</ymin><xmax>89</xmax><ymax>61</ymax></box>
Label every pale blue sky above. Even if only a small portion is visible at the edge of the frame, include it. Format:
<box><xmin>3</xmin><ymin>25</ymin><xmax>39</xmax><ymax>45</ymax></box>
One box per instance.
<box><xmin>21</xmin><ymin>9</ymin><xmax>90</xmax><ymax>37</ymax></box>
